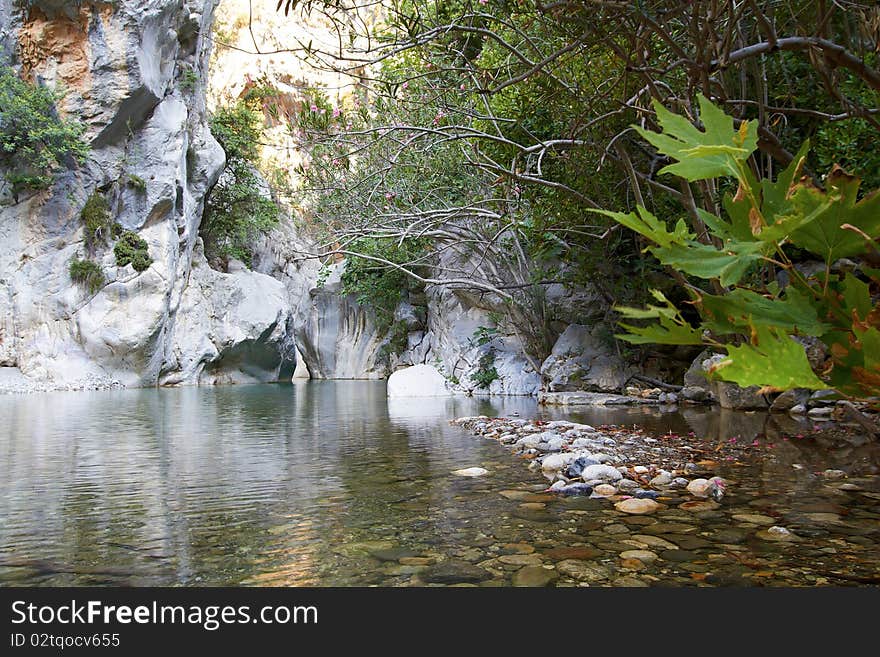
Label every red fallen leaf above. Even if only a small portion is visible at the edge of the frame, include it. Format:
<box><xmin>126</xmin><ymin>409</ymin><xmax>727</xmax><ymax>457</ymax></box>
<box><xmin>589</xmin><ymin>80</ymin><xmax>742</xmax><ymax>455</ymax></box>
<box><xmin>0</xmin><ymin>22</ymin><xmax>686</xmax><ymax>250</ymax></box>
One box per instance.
<box><xmin>690</xmin><ymin>573</ymin><xmax>708</xmax><ymax>581</ymax></box>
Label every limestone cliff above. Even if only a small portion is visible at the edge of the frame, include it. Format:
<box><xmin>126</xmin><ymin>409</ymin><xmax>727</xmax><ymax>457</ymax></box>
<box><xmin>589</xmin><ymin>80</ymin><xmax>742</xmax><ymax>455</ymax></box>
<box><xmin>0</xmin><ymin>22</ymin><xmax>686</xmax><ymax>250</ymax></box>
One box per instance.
<box><xmin>0</xmin><ymin>0</ymin><xmax>297</xmax><ymax>391</ymax></box>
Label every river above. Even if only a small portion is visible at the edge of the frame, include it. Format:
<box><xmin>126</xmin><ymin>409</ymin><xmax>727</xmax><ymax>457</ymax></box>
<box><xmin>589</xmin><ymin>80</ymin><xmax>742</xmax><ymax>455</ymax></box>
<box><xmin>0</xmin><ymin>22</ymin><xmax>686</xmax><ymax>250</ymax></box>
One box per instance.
<box><xmin>1</xmin><ymin>382</ymin><xmax>878</xmax><ymax>586</ymax></box>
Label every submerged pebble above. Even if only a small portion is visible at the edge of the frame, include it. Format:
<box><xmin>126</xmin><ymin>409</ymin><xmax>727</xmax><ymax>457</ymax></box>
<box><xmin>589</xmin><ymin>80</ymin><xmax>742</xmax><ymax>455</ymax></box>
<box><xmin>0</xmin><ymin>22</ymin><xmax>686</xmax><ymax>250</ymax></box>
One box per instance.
<box><xmin>449</xmin><ymin>414</ymin><xmax>880</xmax><ymax>588</ymax></box>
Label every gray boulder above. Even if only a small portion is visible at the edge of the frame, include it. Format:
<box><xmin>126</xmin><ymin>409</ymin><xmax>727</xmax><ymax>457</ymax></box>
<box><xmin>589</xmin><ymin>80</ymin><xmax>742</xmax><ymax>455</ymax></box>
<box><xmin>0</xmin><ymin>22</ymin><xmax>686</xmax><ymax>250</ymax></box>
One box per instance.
<box><xmin>540</xmin><ymin>324</ymin><xmax>630</xmax><ymax>393</ymax></box>
<box><xmin>770</xmin><ymin>388</ymin><xmax>810</xmax><ymax>412</ymax></box>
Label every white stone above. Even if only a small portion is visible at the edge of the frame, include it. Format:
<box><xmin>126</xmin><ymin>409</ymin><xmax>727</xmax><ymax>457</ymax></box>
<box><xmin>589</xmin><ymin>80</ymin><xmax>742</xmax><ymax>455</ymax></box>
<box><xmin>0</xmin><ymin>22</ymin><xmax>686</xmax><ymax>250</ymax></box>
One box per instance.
<box><xmin>541</xmin><ymin>453</ymin><xmax>575</xmax><ymax>472</ymax></box>
<box><xmin>546</xmin><ymin>437</ymin><xmax>567</xmax><ymax>451</ymax></box>
<box><xmin>580</xmin><ymin>464</ymin><xmax>623</xmax><ymax>483</ymax></box>
<box><xmin>386</xmin><ymin>365</ymin><xmax>451</xmax><ymax>397</ymax></box>
<box><xmin>649</xmin><ymin>471</ymin><xmax>672</xmax><ymax>487</ymax></box>
<box><xmin>686</xmin><ymin>478</ymin><xmax>710</xmax><ymax>497</ymax></box>
<box><xmin>616</xmin><ymin>479</ymin><xmax>640</xmax><ymax>493</ymax></box>
<box><xmin>452</xmin><ymin>467</ymin><xmax>489</xmax><ymax>477</ymax></box>
<box><xmin>619</xmin><ymin>550</ymin><xmax>659</xmax><ymax>563</ymax></box>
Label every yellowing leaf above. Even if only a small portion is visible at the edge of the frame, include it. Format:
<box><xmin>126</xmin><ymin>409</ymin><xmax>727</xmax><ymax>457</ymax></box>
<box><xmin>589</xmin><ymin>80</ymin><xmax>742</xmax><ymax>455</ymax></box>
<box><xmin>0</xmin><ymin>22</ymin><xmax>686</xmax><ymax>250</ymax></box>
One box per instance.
<box><xmin>749</xmin><ymin>207</ymin><xmax>764</xmax><ymax>236</ymax></box>
<box><xmin>634</xmin><ymin>94</ymin><xmax>758</xmax><ymax>182</ymax></box>
<box><xmin>614</xmin><ymin>290</ymin><xmax>702</xmax><ymax>346</ymax></box>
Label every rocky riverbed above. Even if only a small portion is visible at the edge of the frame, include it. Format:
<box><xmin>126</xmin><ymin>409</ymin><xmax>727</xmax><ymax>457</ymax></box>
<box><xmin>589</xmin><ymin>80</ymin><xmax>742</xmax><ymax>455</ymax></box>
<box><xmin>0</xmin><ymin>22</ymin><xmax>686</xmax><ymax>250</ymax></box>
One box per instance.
<box><xmin>407</xmin><ymin>414</ymin><xmax>880</xmax><ymax>587</ymax></box>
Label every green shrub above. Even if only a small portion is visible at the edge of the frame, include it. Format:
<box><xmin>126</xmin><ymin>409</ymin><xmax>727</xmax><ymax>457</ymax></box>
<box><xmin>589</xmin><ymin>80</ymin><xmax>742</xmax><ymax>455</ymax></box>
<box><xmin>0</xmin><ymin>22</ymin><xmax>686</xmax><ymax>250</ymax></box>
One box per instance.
<box><xmin>0</xmin><ymin>63</ymin><xmax>89</xmax><ymax>192</ymax></box>
<box><xmin>69</xmin><ymin>258</ymin><xmax>104</xmax><ymax>294</ymax></box>
<box><xmin>126</xmin><ymin>174</ymin><xmax>147</xmax><ymax>193</ymax></box>
<box><xmin>179</xmin><ymin>68</ymin><xmax>199</xmax><ymax>93</ymax></box>
<box><xmin>81</xmin><ymin>192</ymin><xmax>111</xmax><ymax>248</ymax></box>
<box><xmin>600</xmin><ymin>95</ymin><xmax>880</xmax><ymax>401</ymax></box>
<box><xmin>202</xmin><ymin>101</ymin><xmax>279</xmax><ymax>266</ymax></box>
<box><xmin>340</xmin><ymin>238</ymin><xmax>427</xmax><ymax>335</ymax></box>
<box><xmin>114</xmin><ymin>230</ymin><xmax>152</xmax><ymax>272</ymax></box>
<box><xmin>471</xmin><ymin>349</ymin><xmax>499</xmax><ymax>389</ymax></box>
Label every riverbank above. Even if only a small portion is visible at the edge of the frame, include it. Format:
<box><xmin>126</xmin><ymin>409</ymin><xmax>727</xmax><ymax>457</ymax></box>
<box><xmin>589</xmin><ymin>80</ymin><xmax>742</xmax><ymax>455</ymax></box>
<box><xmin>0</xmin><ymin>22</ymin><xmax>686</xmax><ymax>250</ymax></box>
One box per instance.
<box><xmin>0</xmin><ymin>367</ymin><xmax>123</xmax><ymax>395</ymax></box>
<box><xmin>446</xmin><ymin>414</ymin><xmax>880</xmax><ymax>585</ymax></box>
<box><xmin>454</xmin><ymin>414</ymin><xmax>880</xmax><ymax>488</ymax></box>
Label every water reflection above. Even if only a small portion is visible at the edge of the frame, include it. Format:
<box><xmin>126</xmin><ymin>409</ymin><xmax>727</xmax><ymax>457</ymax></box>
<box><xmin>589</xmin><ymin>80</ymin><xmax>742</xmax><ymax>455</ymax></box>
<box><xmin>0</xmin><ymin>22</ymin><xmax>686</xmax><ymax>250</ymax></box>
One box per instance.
<box><xmin>0</xmin><ymin>384</ymin><xmax>876</xmax><ymax>586</ymax></box>
<box><xmin>0</xmin><ymin>383</ymin><xmax>544</xmax><ymax>585</ymax></box>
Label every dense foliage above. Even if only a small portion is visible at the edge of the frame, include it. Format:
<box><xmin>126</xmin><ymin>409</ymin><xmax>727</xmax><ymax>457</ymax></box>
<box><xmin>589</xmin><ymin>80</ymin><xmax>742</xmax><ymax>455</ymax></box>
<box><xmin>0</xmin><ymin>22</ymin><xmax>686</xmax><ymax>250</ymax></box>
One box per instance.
<box><xmin>337</xmin><ymin>237</ymin><xmax>427</xmax><ymax>335</ymax></box>
<box><xmin>0</xmin><ymin>63</ymin><xmax>88</xmax><ymax>193</ymax></box>
<box><xmin>271</xmin><ymin>1</ymin><xmax>879</xmax><ymax>390</ymax></box>
<box><xmin>202</xmin><ymin>101</ymin><xmax>279</xmax><ymax>267</ymax></box>
<box><xmin>114</xmin><ymin>230</ymin><xmax>152</xmax><ymax>272</ymax></box>
<box><xmin>68</xmin><ymin>258</ymin><xmax>104</xmax><ymax>294</ymax></box>
<box><xmin>603</xmin><ymin>97</ymin><xmax>880</xmax><ymax>401</ymax></box>
<box><xmin>80</xmin><ymin>191</ymin><xmax>112</xmax><ymax>250</ymax></box>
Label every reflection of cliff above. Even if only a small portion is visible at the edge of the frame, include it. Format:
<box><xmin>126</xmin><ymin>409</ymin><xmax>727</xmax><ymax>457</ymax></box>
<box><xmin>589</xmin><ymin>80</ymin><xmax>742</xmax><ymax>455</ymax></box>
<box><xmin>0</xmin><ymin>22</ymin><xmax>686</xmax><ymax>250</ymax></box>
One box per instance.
<box><xmin>0</xmin><ymin>385</ymin><xmax>352</xmax><ymax>584</ymax></box>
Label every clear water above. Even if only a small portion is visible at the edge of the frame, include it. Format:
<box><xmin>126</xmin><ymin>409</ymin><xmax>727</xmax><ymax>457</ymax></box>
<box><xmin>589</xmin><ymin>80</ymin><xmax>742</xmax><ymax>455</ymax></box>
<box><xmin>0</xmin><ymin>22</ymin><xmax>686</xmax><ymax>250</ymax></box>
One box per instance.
<box><xmin>1</xmin><ymin>382</ymin><xmax>878</xmax><ymax>587</ymax></box>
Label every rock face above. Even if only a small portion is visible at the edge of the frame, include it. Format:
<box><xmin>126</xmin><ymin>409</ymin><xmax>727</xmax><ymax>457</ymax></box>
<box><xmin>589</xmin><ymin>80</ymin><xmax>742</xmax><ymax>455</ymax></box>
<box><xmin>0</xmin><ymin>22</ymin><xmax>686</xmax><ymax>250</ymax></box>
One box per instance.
<box><xmin>419</xmin><ymin>285</ymin><xmax>542</xmax><ymax>396</ymax></box>
<box><xmin>291</xmin><ymin>262</ymin><xmax>390</xmax><ymax>379</ymax></box>
<box><xmin>0</xmin><ymin>0</ymin><xmax>240</xmax><ymax>390</ymax></box>
<box><xmin>0</xmin><ymin>2</ymin><xmax>627</xmax><ymax>396</ymax></box>
<box><xmin>540</xmin><ymin>324</ymin><xmax>629</xmax><ymax>393</ymax></box>
<box><xmin>159</xmin><ymin>241</ymin><xmax>295</xmax><ymax>385</ymax></box>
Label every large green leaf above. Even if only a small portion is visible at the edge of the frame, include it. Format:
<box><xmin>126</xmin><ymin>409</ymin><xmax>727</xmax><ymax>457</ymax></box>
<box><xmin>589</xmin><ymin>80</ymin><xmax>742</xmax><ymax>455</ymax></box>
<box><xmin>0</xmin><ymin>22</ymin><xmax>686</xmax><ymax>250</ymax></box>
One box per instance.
<box><xmin>649</xmin><ymin>240</ymin><xmax>765</xmax><ymax>286</ymax></box>
<box><xmin>590</xmin><ymin>206</ymin><xmax>693</xmax><ymax>247</ymax></box>
<box><xmin>614</xmin><ymin>290</ymin><xmax>702</xmax><ymax>345</ymax></box>
<box><xmin>698</xmin><ymin>287</ymin><xmax>829</xmax><ymax>337</ymax></box>
<box><xmin>695</xmin><ymin>207</ymin><xmax>743</xmax><ymax>242</ymax></box>
<box><xmin>841</xmin><ymin>273</ymin><xmax>873</xmax><ymax>321</ymax></box>
<box><xmin>634</xmin><ymin>94</ymin><xmax>758</xmax><ymax>182</ymax></box>
<box><xmin>595</xmin><ymin>204</ymin><xmax>766</xmax><ymax>286</ymax></box>
<box><xmin>708</xmin><ymin>327</ymin><xmax>827</xmax><ymax>391</ymax></box>
<box><xmin>788</xmin><ymin>169</ymin><xmax>880</xmax><ymax>261</ymax></box>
